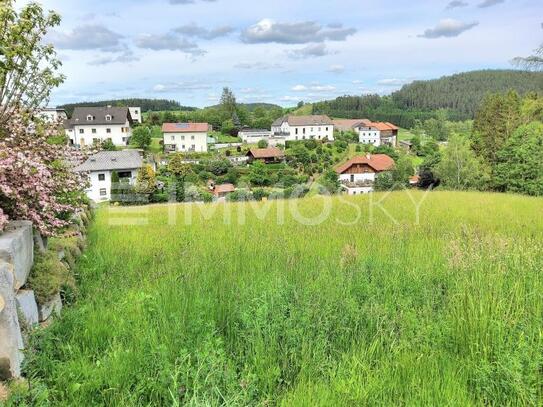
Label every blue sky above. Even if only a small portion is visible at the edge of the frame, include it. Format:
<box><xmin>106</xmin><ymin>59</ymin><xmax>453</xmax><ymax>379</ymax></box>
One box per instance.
<box><xmin>32</xmin><ymin>0</ymin><xmax>543</xmax><ymax>107</ymax></box>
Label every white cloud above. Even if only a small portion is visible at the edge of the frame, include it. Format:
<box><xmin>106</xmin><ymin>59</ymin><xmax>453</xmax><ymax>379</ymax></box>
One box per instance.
<box><xmin>241</xmin><ymin>19</ymin><xmax>356</xmax><ymax>44</ymax></box>
<box><xmin>47</xmin><ymin>24</ymin><xmax>124</xmax><ymax>52</ymax></box>
<box><xmin>328</xmin><ymin>64</ymin><xmax>345</xmax><ymax>73</ymax></box>
<box><xmin>288</xmin><ymin>43</ymin><xmax>332</xmax><ymax>59</ymax></box>
<box><xmin>478</xmin><ymin>0</ymin><xmax>505</xmax><ymax>8</ymax></box>
<box><xmin>419</xmin><ymin>19</ymin><xmax>479</xmax><ymax>39</ymax></box>
<box><xmin>291</xmin><ymin>84</ymin><xmax>336</xmax><ymax>92</ymax></box>
<box><xmin>135</xmin><ymin>33</ymin><xmax>205</xmax><ymax>57</ymax></box>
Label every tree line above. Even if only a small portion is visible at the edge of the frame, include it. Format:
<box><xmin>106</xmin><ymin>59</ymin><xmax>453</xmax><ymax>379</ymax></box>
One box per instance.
<box><xmin>312</xmin><ymin>70</ymin><xmax>543</xmax><ymax>128</ymax></box>
<box><xmin>59</xmin><ymin>99</ymin><xmax>194</xmax><ymax>116</ymax></box>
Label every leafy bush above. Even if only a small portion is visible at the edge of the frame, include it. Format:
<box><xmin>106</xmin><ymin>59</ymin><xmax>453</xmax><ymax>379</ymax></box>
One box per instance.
<box><xmin>28</xmin><ymin>251</ymin><xmax>75</xmax><ymax>304</ymax></box>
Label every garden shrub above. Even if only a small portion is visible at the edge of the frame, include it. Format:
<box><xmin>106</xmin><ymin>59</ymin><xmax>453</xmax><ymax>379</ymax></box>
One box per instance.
<box><xmin>28</xmin><ymin>251</ymin><xmax>75</xmax><ymax>304</ymax></box>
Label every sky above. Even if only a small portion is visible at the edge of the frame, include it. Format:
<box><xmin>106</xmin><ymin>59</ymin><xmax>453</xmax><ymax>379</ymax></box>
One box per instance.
<box><xmin>28</xmin><ymin>0</ymin><xmax>543</xmax><ymax>107</ymax></box>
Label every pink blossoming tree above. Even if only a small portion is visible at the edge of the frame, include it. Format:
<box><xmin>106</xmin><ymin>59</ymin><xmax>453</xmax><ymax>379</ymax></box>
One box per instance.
<box><xmin>0</xmin><ymin>2</ymin><xmax>88</xmax><ymax>235</ymax></box>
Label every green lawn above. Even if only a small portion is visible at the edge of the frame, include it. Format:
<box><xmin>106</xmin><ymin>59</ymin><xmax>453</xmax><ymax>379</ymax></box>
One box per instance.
<box><xmin>20</xmin><ymin>192</ymin><xmax>543</xmax><ymax>405</ymax></box>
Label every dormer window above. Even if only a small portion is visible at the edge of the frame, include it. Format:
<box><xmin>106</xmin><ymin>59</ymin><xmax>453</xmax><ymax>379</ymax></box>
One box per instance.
<box><xmin>86</xmin><ymin>115</ymin><xmax>94</xmax><ymax>121</ymax></box>
<box><xmin>105</xmin><ymin>115</ymin><xmax>112</xmax><ymax>121</ymax></box>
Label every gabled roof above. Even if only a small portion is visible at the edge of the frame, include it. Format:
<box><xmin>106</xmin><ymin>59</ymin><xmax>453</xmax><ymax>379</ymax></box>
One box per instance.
<box><xmin>162</xmin><ymin>123</ymin><xmax>209</xmax><ymax>133</ymax></box>
<box><xmin>68</xmin><ymin>106</ymin><xmax>132</xmax><ymax>127</ymax></box>
<box><xmin>74</xmin><ymin>150</ymin><xmax>143</xmax><ymax>172</ymax></box>
<box><xmin>332</xmin><ymin>119</ymin><xmax>366</xmax><ymax>131</ymax></box>
<box><xmin>272</xmin><ymin>115</ymin><xmax>333</xmax><ymax>127</ymax></box>
<box><xmin>354</xmin><ymin>120</ymin><xmax>399</xmax><ymax>131</ymax></box>
<box><xmin>214</xmin><ymin>183</ymin><xmax>235</xmax><ymax>195</ymax></box>
<box><xmin>248</xmin><ymin>147</ymin><xmax>285</xmax><ymax>159</ymax></box>
<box><xmin>335</xmin><ymin>154</ymin><xmax>395</xmax><ymax>174</ymax></box>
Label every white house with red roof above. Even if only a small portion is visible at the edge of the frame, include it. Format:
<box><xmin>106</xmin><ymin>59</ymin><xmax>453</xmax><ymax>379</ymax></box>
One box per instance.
<box><xmin>162</xmin><ymin>122</ymin><xmax>210</xmax><ymax>153</ymax></box>
<box><xmin>335</xmin><ymin>154</ymin><xmax>395</xmax><ymax>195</ymax></box>
<box><xmin>354</xmin><ymin>121</ymin><xmax>399</xmax><ymax>147</ymax></box>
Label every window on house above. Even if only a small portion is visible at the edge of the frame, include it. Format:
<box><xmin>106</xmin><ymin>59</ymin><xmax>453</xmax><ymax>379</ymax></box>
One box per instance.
<box><xmin>350</xmin><ymin>174</ymin><xmax>354</xmax><ymax>182</ymax></box>
<box><xmin>191</xmin><ymin>136</ymin><xmax>195</xmax><ymax>140</ymax></box>
<box><xmin>303</xmin><ymin>128</ymin><xmax>306</xmax><ymax>134</ymax></box>
<box><xmin>191</xmin><ymin>144</ymin><xmax>195</xmax><ymax>150</ymax></box>
<box><xmin>122</xmin><ymin>137</ymin><xmax>127</xmax><ymax>142</ymax></box>
<box><xmin>295</xmin><ymin>128</ymin><xmax>298</xmax><ymax>135</ymax></box>
<box><xmin>79</xmin><ymin>129</ymin><xmax>84</xmax><ymax>134</ymax></box>
<box><xmin>118</xmin><ymin>171</ymin><xmax>131</xmax><ymax>178</ymax></box>
<box><xmin>92</xmin><ymin>129</ymin><xmax>97</xmax><ymax>134</ymax></box>
<box><xmin>99</xmin><ymin>188</ymin><xmax>107</xmax><ymax>196</ymax></box>
<box><xmin>98</xmin><ymin>173</ymin><xmax>105</xmax><ymax>181</ymax></box>
<box><xmin>106</xmin><ymin>128</ymin><xmax>111</xmax><ymax>133</ymax></box>
<box><xmin>318</xmin><ymin>127</ymin><xmax>321</xmax><ymax>131</ymax></box>
<box><xmin>135</xmin><ymin>110</ymin><xmax>139</xmax><ymax>114</ymax></box>
<box><xmin>182</xmin><ymin>145</ymin><xmax>185</xmax><ymax>149</ymax></box>
<box><xmin>93</xmin><ymin>138</ymin><xmax>99</xmax><ymax>144</ymax></box>
<box><xmin>326</xmin><ymin>127</ymin><xmax>329</xmax><ymax>131</ymax></box>
<box><xmin>181</xmin><ymin>135</ymin><xmax>185</xmax><ymax>140</ymax></box>
<box><xmin>105</xmin><ymin>115</ymin><xmax>112</xmax><ymax>121</ymax></box>
<box><xmin>171</xmin><ymin>136</ymin><xmax>175</xmax><ymax>141</ymax></box>
<box><xmin>87</xmin><ymin>115</ymin><xmax>93</xmax><ymax>121</ymax></box>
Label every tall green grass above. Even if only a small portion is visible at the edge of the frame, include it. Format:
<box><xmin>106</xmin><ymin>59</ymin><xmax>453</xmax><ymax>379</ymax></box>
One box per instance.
<box><xmin>19</xmin><ymin>191</ymin><xmax>543</xmax><ymax>406</ymax></box>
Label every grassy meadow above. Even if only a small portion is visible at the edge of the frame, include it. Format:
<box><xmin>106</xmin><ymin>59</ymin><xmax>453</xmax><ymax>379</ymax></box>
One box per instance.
<box><xmin>17</xmin><ymin>191</ymin><xmax>543</xmax><ymax>405</ymax></box>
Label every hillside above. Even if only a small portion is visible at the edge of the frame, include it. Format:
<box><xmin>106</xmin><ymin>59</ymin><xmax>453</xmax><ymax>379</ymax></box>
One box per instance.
<box><xmin>24</xmin><ymin>191</ymin><xmax>543</xmax><ymax>405</ymax></box>
<box><xmin>59</xmin><ymin>99</ymin><xmax>196</xmax><ymax>116</ymax></box>
<box><xmin>312</xmin><ymin>70</ymin><xmax>543</xmax><ymax>127</ymax></box>
<box><xmin>206</xmin><ymin>102</ymin><xmax>282</xmax><ymax>112</ymax></box>
<box><xmin>392</xmin><ymin>70</ymin><xmax>543</xmax><ymax>117</ymax></box>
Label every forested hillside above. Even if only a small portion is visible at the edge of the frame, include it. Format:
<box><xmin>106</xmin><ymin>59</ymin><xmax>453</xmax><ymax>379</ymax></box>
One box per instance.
<box><xmin>392</xmin><ymin>70</ymin><xmax>543</xmax><ymax>118</ymax></box>
<box><xmin>312</xmin><ymin>70</ymin><xmax>543</xmax><ymax>127</ymax></box>
<box><xmin>59</xmin><ymin>99</ymin><xmax>195</xmax><ymax>116</ymax></box>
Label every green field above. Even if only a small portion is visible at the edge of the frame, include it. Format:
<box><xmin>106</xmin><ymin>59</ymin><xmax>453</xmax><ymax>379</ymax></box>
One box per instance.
<box><xmin>20</xmin><ymin>192</ymin><xmax>543</xmax><ymax>405</ymax></box>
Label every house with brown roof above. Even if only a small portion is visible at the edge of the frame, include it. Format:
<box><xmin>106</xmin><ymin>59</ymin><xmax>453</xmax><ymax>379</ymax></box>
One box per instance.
<box><xmin>335</xmin><ymin>154</ymin><xmax>395</xmax><ymax>195</ymax></box>
<box><xmin>162</xmin><ymin>123</ymin><xmax>210</xmax><ymax>153</ymax></box>
<box><xmin>208</xmin><ymin>180</ymin><xmax>236</xmax><ymax>199</ymax></box>
<box><xmin>271</xmin><ymin>115</ymin><xmax>334</xmax><ymax>141</ymax></box>
<box><xmin>247</xmin><ymin>147</ymin><xmax>285</xmax><ymax>164</ymax></box>
<box><xmin>332</xmin><ymin>119</ymin><xmax>366</xmax><ymax>133</ymax></box>
<box><xmin>354</xmin><ymin>121</ymin><xmax>399</xmax><ymax>147</ymax></box>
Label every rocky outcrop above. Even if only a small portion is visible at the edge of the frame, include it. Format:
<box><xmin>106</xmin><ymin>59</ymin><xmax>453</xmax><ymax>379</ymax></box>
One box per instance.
<box><xmin>0</xmin><ymin>221</ymin><xmax>33</xmax><ymax>290</ymax></box>
<box><xmin>0</xmin><ymin>261</ymin><xmax>24</xmax><ymax>380</ymax></box>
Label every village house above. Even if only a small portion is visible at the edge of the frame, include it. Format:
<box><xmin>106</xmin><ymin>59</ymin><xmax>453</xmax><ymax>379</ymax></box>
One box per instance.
<box><xmin>238</xmin><ymin>128</ymin><xmax>272</xmax><ymax>144</ymax></box>
<box><xmin>37</xmin><ymin>107</ymin><xmax>68</xmax><ymax>123</ymax></box>
<box><xmin>247</xmin><ymin>147</ymin><xmax>285</xmax><ymax>164</ymax></box>
<box><xmin>74</xmin><ymin>150</ymin><xmax>142</xmax><ymax>202</ymax></box>
<box><xmin>335</xmin><ymin>154</ymin><xmax>395</xmax><ymax>195</ymax></box>
<box><xmin>271</xmin><ymin>115</ymin><xmax>334</xmax><ymax>141</ymax></box>
<box><xmin>128</xmin><ymin>107</ymin><xmax>142</xmax><ymax>124</ymax></box>
<box><xmin>162</xmin><ymin>122</ymin><xmax>210</xmax><ymax>153</ymax></box>
<box><xmin>355</xmin><ymin>121</ymin><xmax>399</xmax><ymax>147</ymax></box>
<box><xmin>65</xmin><ymin>106</ymin><xmax>134</xmax><ymax>148</ymax></box>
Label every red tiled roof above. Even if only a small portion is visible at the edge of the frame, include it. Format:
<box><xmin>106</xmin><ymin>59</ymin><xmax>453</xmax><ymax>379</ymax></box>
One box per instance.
<box><xmin>162</xmin><ymin>122</ymin><xmax>209</xmax><ymax>133</ymax></box>
<box><xmin>248</xmin><ymin>147</ymin><xmax>285</xmax><ymax>159</ymax></box>
<box><xmin>335</xmin><ymin>154</ymin><xmax>395</xmax><ymax>174</ymax></box>
<box><xmin>355</xmin><ymin>120</ymin><xmax>398</xmax><ymax>131</ymax></box>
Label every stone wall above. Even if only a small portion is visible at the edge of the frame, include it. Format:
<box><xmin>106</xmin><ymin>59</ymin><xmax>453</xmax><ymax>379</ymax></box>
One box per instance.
<box><xmin>0</xmin><ymin>212</ymin><xmax>89</xmax><ymax>380</ymax></box>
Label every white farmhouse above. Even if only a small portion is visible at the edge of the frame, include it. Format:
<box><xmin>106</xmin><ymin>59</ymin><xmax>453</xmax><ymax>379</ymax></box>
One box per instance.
<box><xmin>355</xmin><ymin>121</ymin><xmax>399</xmax><ymax>147</ymax></box>
<box><xmin>65</xmin><ymin>106</ymin><xmax>134</xmax><ymax>148</ymax></box>
<box><xmin>37</xmin><ymin>107</ymin><xmax>68</xmax><ymax>123</ymax></box>
<box><xmin>162</xmin><ymin>123</ymin><xmax>210</xmax><ymax>153</ymax></box>
<box><xmin>271</xmin><ymin>115</ymin><xmax>334</xmax><ymax>141</ymax></box>
<box><xmin>129</xmin><ymin>107</ymin><xmax>142</xmax><ymax>124</ymax></box>
<box><xmin>238</xmin><ymin>128</ymin><xmax>271</xmax><ymax>144</ymax></box>
<box><xmin>74</xmin><ymin>150</ymin><xmax>142</xmax><ymax>202</ymax></box>
<box><xmin>335</xmin><ymin>154</ymin><xmax>395</xmax><ymax>195</ymax></box>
